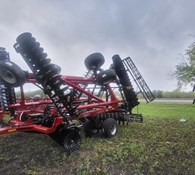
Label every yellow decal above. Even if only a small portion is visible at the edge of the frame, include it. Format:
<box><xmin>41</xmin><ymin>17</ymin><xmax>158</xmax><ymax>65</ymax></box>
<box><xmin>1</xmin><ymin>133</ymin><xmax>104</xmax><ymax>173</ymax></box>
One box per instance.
<box><xmin>8</xmin><ymin>129</ymin><xmax>17</xmax><ymax>132</ymax></box>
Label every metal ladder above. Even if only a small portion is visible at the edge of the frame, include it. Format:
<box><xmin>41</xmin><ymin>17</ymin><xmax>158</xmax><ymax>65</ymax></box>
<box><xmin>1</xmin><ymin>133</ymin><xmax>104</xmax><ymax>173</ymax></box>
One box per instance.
<box><xmin>122</xmin><ymin>57</ymin><xmax>155</xmax><ymax>103</ymax></box>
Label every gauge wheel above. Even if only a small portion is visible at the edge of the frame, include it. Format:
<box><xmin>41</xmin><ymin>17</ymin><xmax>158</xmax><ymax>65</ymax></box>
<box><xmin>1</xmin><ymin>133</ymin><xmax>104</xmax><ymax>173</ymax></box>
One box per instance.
<box><xmin>0</xmin><ymin>61</ymin><xmax>26</xmax><ymax>87</ymax></box>
<box><xmin>96</xmin><ymin>69</ymin><xmax>116</xmax><ymax>85</ymax></box>
<box><xmin>83</xmin><ymin>120</ymin><xmax>100</xmax><ymax>137</ymax></box>
<box><xmin>84</xmin><ymin>52</ymin><xmax>105</xmax><ymax>70</ymax></box>
<box><xmin>103</xmin><ymin>118</ymin><xmax>118</xmax><ymax>138</ymax></box>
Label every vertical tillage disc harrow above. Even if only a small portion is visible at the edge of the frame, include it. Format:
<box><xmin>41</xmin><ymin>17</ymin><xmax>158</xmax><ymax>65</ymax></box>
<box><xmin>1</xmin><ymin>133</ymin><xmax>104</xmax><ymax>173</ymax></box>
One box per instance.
<box><xmin>13</xmin><ymin>33</ymin><xmax>82</xmax><ymax>151</ymax></box>
<box><xmin>14</xmin><ymin>33</ymin><xmax>77</xmax><ymax>122</ymax></box>
<box><xmin>0</xmin><ymin>32</ymin><xmax>154</xmax><ymax>152</ymax></box>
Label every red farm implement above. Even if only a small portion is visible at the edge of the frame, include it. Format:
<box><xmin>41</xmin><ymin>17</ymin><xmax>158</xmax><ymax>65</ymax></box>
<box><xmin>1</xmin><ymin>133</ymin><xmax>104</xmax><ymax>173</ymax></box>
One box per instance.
<box><xmin>0</xmin><ymin>33</ymin><xmax>154</xmax><ymax>152</ymax></box>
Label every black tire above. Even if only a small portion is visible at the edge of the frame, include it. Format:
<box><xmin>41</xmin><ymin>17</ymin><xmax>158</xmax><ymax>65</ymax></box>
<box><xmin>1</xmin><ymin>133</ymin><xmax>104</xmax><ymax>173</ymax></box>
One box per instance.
<box><xmin>103</xmin><ymin>118</ymin><xmax>117</xmax><ymax>138</ymax></box>
<box><xmin>112</xmin><ymin>55</ymin><xmax>139</xmax><ymax>109</ymax></box>
<box><xmin>83</xmin><ymin>120</ymin><xmax>93</xmax><ymax>137</ymax></box>
<box><xmin>60</xmin><ymin>131</ymin><xmax>82</xmax><ymax>152</ymax></box>
<box><xmin>41</xmin><ymin>116</ymin><xmax>54</xmax><ymax>127</ymax></box>
<box><xmin>96</xmin><ymin>69</ymin><xmax>116</xmax><ymax>85</ymax></box>
<box><xmin>83</xmin><ymin>120</ymin><xmax>100</xmax><ymax>137</ymax></box>
<box><xmin>0</xmin><ymin>61</ymin><xmax>26</xmax><ymax>87</ymax></box>
<box><xmin>20</xmin><ymin>112</ymin><xmax>29</xmax><ymax>122</ymax></box>
<box><xmin>84</xmin><ymin>53</ymin><xmax>105</xmax><ymax>70</ymax></box>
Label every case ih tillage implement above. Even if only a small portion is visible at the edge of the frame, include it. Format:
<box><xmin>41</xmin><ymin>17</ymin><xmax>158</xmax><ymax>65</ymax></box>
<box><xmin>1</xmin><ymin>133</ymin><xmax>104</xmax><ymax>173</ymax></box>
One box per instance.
<box><xmin>0</xmin><ymin>33</ymin><xmax>154</xmax><ymax>152</ymax></box>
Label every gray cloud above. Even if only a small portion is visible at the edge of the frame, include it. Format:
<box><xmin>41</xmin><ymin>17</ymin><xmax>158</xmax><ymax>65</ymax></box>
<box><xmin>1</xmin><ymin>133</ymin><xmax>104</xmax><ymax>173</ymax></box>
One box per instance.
<box><xmin>1</xmin><ymin>0</ymin><xmax>195</xmax><ymax>91</ymax></box>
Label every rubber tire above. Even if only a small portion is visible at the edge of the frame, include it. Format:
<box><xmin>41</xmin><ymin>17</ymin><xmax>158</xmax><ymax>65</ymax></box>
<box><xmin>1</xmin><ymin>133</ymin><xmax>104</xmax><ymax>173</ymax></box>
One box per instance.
<box><xmin>96</xmin><ymin>69</ymin><xmax>116</xmax><ymax>85</ymax></box>
<box><xmin>83</xmin><ymin>120</ymin><xmax>99</xmax><ymax>137</ymax></box>
<box><xmin>20</xmin><ymin>113</ymin><xmax>29</xmax><ymax>122</ymax></box>
<box><xmin>0</xmin><ymin>61</ymin><xmax>26</xmax><ymax>87</ymax></box>
<box><xmin>103</xmin><ymin>118</ymin><xmax>117</xmax><ymax>138</ymax></box>
<box><xmin>84</xmin><ymin>53</ymin><xmax>105</xmax><ymax>70</ymax></box>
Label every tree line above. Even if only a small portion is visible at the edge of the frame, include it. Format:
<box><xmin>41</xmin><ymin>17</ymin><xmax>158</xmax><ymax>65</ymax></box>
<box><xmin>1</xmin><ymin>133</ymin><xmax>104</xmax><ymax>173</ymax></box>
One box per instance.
<box><xmin>15</xmin><ymin>89</ymin><xmax>195</xmax><ymax>99</ymax></box>
<box><xmin>150</xmin><ymin>90</ymin><xmax>195</xmax><ymax>99</ymax></box>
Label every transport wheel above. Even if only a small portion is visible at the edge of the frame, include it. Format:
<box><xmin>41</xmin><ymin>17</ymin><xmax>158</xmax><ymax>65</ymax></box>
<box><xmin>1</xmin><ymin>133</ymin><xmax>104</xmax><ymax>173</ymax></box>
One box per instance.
<box><xmin>103</xmin><ymin>118</ymin><xmax>118</xmax><ymax>138</ymax></box>
<box><xmin>60</xmin><ymin>131</ymin><xmax>82</xmax><ymax>152</ymax></box>
<box><xmin>84</xmin><ymin>52</ymin><xmax>105</xmax><ymax>70</ymax></box>
<box><xmin>96</xmin><ymin>69</ymin><xmax>116</xmax><ymax>85</ymax></box>
<box><xmin>20</xmin><ymin>112</ymin><xmax>29</xmax><ymax>122</ymax></box>
<box><xmin>41</xmin><ymin>116</ymin><xmax>54</xmax><ymax>127</ymax></box>
<box><xmin>0</xmin><ymin>61</ymin><xmax>26</xmax><ymax>87</ymax></box>
<box><xmin>83</xmin><ymin>120</ymin><xmax>99</xmax><ymax>137</ymax></box>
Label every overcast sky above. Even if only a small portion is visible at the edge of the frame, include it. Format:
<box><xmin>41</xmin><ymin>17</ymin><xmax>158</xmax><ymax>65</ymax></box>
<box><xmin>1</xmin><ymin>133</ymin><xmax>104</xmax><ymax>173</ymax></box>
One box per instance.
<box><xmin>1</xmin><ymin>0</ymin><xmax>195</xmax><ymax>91</ymax></box>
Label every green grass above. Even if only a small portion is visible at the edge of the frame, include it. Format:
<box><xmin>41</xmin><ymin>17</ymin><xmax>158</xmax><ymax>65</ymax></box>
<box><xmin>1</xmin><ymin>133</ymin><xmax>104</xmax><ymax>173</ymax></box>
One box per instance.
<box><xmin>0</xmin><ymin>103</ymin><xmax>195</xmax><ymax>175</ymax></box>
<box><xmin>134</xmin><ymin>102</ymin><xmax>195</xmax><ymax>120</ymax></box>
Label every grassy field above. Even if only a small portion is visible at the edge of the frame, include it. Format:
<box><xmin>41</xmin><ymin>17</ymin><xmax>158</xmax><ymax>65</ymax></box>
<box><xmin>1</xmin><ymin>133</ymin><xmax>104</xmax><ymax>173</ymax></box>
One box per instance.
<box><xmin>0</xmin><ymin>102</ymin><xmax>195</xmax><ymax>175</ymax></box>
<box><xmin>134</xmin><ymin>102</ymin><xmax>195</xmax><ymax>119</ymax></box>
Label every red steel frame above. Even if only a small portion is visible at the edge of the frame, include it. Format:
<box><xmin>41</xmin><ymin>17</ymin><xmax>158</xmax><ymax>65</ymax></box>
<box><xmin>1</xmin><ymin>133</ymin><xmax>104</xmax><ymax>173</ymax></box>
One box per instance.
<box><xmin>0</xmin><ymin>72</ymin><xmax>122</xmax><ymax>135</ymax></box>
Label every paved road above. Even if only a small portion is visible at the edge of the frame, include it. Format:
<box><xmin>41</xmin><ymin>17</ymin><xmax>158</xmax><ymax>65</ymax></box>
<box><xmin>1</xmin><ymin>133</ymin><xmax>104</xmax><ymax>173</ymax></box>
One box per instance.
<box><xmin>140</xmin><ymin>99</ymin><xmax>194</xmax><ymax>104</ymax></box>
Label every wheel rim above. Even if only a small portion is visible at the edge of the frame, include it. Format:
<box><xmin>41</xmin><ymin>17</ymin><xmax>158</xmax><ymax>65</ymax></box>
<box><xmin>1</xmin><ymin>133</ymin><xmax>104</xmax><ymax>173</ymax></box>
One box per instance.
<box><xmin>92</xmin><ymin>129</ymin><xmax>99</xmax><ymax>135</ymax></box>
<box><xmin>110</xmin><ymin>124</ymin><xmax>117</xmax><ymax>135</ymax></box>
<box><xmin>0</xmin><ymin>69</ymin><xmax>17</xmax><ymax>84</ymax></box>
